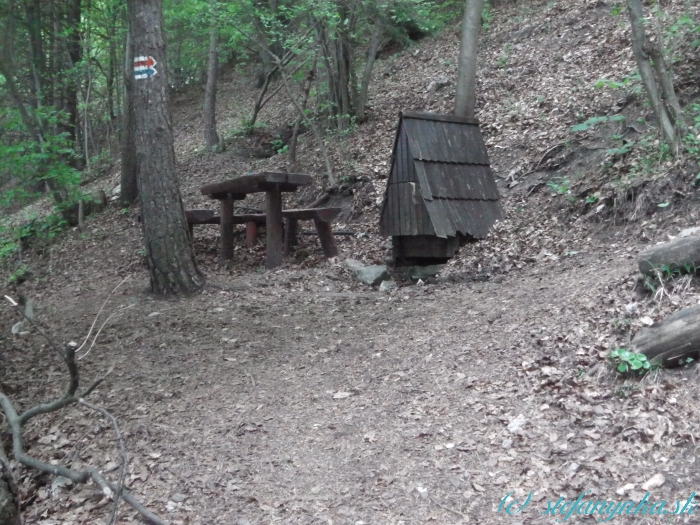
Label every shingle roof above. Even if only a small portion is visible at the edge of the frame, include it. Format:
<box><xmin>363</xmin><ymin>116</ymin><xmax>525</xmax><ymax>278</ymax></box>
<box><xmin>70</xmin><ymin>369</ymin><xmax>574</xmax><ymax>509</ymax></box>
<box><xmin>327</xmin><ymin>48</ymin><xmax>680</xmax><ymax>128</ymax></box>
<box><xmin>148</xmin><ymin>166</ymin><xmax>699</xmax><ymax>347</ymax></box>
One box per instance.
<box><xmin>380</xmin><ymin>112</ymin><xmax>505</xmax><ymax>240</ymax></box>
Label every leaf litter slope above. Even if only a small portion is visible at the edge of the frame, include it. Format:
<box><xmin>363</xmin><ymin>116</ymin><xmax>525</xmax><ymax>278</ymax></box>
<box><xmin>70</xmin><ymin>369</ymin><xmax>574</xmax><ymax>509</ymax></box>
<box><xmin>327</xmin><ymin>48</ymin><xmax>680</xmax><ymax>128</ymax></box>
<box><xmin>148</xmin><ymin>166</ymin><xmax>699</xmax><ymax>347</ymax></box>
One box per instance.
<box><xmin>4</xmin><ymin>0</ymin><xmax>700</xmax><ymax>523</ymax></box>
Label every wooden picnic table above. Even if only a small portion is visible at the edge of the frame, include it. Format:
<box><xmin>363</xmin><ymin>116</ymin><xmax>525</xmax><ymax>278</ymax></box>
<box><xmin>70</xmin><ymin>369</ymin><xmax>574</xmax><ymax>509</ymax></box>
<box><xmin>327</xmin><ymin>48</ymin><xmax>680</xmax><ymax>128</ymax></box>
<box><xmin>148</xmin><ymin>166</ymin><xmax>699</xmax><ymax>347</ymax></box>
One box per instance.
<box><xmin>200</xmin><ymin>171</ymin><xmax>312</xmax><ymax>268</ymax></box>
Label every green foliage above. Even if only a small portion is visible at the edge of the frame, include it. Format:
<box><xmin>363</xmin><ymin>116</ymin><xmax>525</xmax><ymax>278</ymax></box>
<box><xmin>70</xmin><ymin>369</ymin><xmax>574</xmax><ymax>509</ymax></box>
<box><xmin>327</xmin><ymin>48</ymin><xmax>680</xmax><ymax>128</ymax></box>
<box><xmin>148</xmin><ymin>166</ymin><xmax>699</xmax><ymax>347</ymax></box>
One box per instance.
<box><xmin>164</xmin><ymin>0</ymin><xmax>250</xmax><ymax>88</ymax></box>
<box><xmin>496</xmin><ymin>43</ymin><xmax>512</xmax><ymax>68</ymax></box>
<box><xmin>594</xmin><ymin>72</ymin><xmax>641</xmax><ymax>94</ymax></box>
<box><xmin>605</xmin><ymin>141</ymin><xmax>634</xmax><ymax>158</ymax></box>
<box><xmin>7</xmin><ymin>265</ymin><xmax>30</xmax><ymax>284</ymax></box>
<box><xmin>609</xmin><ymin>348</ymin><xmax>655</xmax><ymax>374</ymax></box>
<box><xmin>481</xmin><ymin>0</ymin><xmax>492</xmax><ymax>30</ymax></box>
<box><xmin>547</xmin><ymin>178</ymin><xmax>569</xmax><ymax>195</ymax></box>
<box><xmin>570</xmin><ymin>114</ymin><xmax>626</xmax><ymax>132</ymax></box>
<box><xmin>270</xmin><ymin>134</ymin><xmax>288</xmax><ymax>154</ymax></box>
<box><xmin>683</xmin><ymin>103</ymin><xmax>700</xmax><ymax>159</ymax></box>
<box><xmin>0</xmin><ymin>106</ymin><xmax>81</xmax><ymax>210</ymax></box>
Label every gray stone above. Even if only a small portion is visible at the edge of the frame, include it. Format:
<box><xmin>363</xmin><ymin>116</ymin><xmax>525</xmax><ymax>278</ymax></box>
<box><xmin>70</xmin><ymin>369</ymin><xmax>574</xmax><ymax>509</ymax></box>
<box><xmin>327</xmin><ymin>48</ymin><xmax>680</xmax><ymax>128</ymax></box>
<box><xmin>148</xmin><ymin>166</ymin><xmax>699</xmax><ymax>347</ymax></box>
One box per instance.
<box><xmin>343</xmin><ymin>259</ymin><xmax>388</xmax><ymax>286</ymax></box>
<box><xmin>379</xmin><ymin>280</ymin><xmax>398</xmax><ymax>292</ymax></box>
<box><xmin>427</xmin><ymin>76</ymin><xmax>451</xmax><ymax>92</ymax></box>
<box><xmin>395</xmin><ymin>264</ymin><xmax>444</xmax><ymax>281</ymax></box>
<box><xmin>679</xmin><ymin>226</ymin><xmax>700</xmax><ymax>238</ymax></box>
<box><xmin>171</xmin><ymin>493</ymin><xmax>188</xmax><ymax>503</ymax></box>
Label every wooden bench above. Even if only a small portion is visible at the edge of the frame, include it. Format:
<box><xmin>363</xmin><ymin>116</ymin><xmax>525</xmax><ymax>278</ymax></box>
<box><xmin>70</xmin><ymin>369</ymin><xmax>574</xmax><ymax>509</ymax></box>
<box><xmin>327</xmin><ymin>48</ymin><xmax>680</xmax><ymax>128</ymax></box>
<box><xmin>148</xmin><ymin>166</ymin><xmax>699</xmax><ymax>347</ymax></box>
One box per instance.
<box><xmin>185</xmin><ymin>207</ymin><xmax>342</xmax><ymax>258</ymax></box>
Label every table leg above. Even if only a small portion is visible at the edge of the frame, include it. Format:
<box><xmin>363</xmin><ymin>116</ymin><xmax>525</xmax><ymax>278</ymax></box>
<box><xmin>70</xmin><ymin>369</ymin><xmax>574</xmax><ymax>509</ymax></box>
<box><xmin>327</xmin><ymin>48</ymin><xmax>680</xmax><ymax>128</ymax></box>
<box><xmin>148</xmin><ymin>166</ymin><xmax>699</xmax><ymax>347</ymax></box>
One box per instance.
<box><xmin>266</xmin><ymin>190</ymin><xmax>284</xmax><ymax>268</ymax></box>
<box><xmin>284</xmin><ymin>218</ymin><xmax>298</xmax><ymax>255</ymax></box>
<box><xmin>314</xmin><ymin>218</ymin><xmax>338</xmax><ymax>258</ymax></box>
<box><xmin>220</xmin><ymin>197</ymin><xmax>234</xmax><ymax>260</ymax></box>
<box><xmin>246</xmin><ymin>221</ymin><xmax>258</xmax><ymax>248</ymax></box>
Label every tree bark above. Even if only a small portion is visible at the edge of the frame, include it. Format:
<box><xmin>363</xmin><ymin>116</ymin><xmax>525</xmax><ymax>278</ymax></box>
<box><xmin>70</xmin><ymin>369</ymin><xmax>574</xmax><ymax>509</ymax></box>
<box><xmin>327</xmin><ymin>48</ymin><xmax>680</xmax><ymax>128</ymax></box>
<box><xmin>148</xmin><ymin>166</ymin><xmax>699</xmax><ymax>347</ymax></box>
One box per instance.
<box><xmin>631</xmin><ymin>305</ymin><xmax>700</xmax><ymax>366</ymax></box>
<box><xmin>454</xmin><ymin>0</ymin><xmax>484</xmax><ymax>118</ymax></box>
<box><xmin>289</xmin><ymin>57</ymin><xmax>317</xmax><ymax>168</ymax></box>
<box><xmin>120</xmin><ymin>29</ymin><xmax>139</xmax><ymax>207</ymax></box>
<box><xmin>63</xmin><ymin>0</ymin><xmax>82</xmax><ymax>150</ymax></box>
<box><xmin>356</xmin><ymin>21</ymin><xmax>382</xmax><ymax>123</ymax></box>
<box><xmin>638</xmin><ymin>235</ymin><xmax>700</xmax><ymax>277</ymax></box>
<box><xmin>203</xmin><ymin>1</ymin><xmax>220</xmax><ymax>151</ymax></box>
<box><xmin>127</xmin><ymin>0</ymin><xmax>204</xmax><ymax>295</ymax></box>
<box><xmin>626</xmin><ymin>0</ymin><xmax>679</xmax><ymax>151</ymax></box>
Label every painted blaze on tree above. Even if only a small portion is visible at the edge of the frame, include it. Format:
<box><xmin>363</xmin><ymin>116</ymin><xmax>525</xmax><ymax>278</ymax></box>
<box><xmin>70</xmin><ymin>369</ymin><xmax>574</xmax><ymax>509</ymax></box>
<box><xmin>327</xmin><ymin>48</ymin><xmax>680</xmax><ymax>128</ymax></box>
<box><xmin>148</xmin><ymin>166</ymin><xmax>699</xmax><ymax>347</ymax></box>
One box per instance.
<box><xmin>127</xmin><ymin>0</ymin><xmax>203</xmax><ymax>295</ymax></box>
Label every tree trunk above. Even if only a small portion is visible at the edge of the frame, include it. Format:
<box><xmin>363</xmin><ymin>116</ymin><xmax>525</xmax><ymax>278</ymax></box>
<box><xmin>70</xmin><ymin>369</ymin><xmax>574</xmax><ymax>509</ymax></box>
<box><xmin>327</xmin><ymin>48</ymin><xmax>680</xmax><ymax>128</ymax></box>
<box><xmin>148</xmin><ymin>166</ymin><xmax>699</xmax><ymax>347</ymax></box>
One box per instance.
<box><xmin>289</xmin><ymin>58</ymin><xmax>317</xmax><ymax>168</ymax></box>
<box><xmin>24</xmin><ymin>0</ymin><xmax>45</xmax><ymax>108</ymax></box>
<box><xmin>356</xmin><ymin>21</ymin><xmax>382</xmax><ymax>123</ymax></box>
<box><xmin>127</xmin><ymin>0</ymin><xmax>204</xmax><ymax>295</ymax></box>
<box><xmin>626</xmin><ymin>0</ymin><xmax>679</xmax><ymax>152</ymax></box>
<box><xmin>64</xmin><ymin>0</ymin><xmax>82</xmax><ymax>150</ymax></box>
<box><xmin>454</xmin><ymin>0</ymin><xmax>484</xmax><ymax>118</ymax></box>
<box><xmin>203</xmin><ymin>7</ymin><xmax>220</xmax><ymax>151</ymax></box>
<box><xmin>120</xmin><ymin>29</ymin><xmax>139</xmax><ymax>207</ymax></box>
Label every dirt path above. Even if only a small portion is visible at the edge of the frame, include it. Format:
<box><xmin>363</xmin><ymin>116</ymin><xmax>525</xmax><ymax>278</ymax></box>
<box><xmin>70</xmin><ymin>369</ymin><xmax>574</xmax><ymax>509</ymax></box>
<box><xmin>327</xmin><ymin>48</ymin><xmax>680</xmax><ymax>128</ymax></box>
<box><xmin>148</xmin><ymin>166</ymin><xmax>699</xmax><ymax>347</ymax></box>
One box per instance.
<box><xmin>7</xmin><ymin>231</ymin><xmax>700</xmax><ymax>524</ymax></box>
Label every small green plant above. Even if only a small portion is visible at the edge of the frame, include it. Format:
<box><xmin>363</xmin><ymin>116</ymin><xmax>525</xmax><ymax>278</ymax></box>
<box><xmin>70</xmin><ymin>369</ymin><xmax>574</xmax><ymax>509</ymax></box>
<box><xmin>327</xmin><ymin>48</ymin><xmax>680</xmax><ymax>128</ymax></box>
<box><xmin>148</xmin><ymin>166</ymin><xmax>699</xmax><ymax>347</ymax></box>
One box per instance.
<box><xmin>609</xmin><ymin>347</ymin><xmax>655</xmax><ymax>374</ymax></box>
<box><xmin>496</xmin><ymin>43</ymin><xmax>512</xmax><ymax>68</ymax></box>
<box><xmin>547</xmin><ymin>178</ymin><xmax>570</xmax><ymax>195</ymax></box>
<box><xmin>606</xmin><ymin>141</ymin><xmax>634</xmax><ymax>158</ymax></box>
<box><xmin>570</xmin><ymin>114</ymin><xmax>626</xmax><ymax>132</ymax></box>
<box><xmin>594</xmin><ymin>72</ymin><xmax>642</xmax><ymax>94</ymax></box>
<box><xmin>585</xmin><ymin>194</ymin><xmax>599</xmax><ymax>204</ymax></box>
<box><xmin>7</xmin><ymin>265</ymin><xmax>30</xmax><ymax>284</ymax></box>
<box><xmin>481</xmin><ymin>0</ymin><xmax>492</xmax><ymax>30</ymax></box>
<box><xmin>270</xmin><ymin>135</ymin><xmax>288</xmax><ymax>154</ymax></box>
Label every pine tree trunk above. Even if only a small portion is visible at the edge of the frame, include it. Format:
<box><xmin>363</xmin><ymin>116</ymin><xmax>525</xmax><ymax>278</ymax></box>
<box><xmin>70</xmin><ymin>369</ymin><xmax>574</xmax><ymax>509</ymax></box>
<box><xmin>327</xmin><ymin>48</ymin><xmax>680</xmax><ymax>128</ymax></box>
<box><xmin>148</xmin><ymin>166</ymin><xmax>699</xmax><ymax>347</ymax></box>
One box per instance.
<box><xmin>454</xmin><ymin>0</ymin><xmax>484</xmax><ymax>118</ymax></box>
<box><xmin>120</xmin><ymin>29</ymin><xmax>139</xmax><ymax>206</ymax></box>
<box><xmin>203</xmin><ymin>13</ymin><xmax>220</xmax><ymax>151</ymax></box>
<box><xmin>127</xmin><ymin>0</ymin><xmax>204</xmax><ymax>295</ymax></box>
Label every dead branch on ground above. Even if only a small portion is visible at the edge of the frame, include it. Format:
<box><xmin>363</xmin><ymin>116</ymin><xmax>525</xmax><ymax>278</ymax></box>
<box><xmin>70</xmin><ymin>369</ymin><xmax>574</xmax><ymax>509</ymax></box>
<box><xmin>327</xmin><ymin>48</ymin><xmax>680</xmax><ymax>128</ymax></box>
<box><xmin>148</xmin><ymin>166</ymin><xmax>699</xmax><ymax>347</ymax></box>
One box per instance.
<box><xmin>2</xmin><ymin>294</ymin><xmax>169</xmax><ymax>525</ymax></box>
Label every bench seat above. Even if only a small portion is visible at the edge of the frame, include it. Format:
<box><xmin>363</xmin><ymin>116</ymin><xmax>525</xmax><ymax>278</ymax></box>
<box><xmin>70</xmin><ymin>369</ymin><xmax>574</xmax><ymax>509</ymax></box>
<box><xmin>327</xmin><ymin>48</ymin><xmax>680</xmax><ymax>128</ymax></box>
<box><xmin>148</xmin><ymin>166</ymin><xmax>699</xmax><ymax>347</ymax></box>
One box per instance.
<box><xmin>185</xmin><ymin>207</ymin><xmax>342</xmax><ymax>257</ymax></box>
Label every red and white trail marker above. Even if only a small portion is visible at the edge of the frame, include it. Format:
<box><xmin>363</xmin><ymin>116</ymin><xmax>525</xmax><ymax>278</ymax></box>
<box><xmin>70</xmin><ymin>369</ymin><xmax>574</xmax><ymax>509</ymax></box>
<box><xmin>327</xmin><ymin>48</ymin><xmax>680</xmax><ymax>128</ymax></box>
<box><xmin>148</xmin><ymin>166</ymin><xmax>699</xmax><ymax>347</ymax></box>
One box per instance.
<box><xmin>134</xmin><ymin>56</ymin><xmax>157</xmax><ymax>79</ymax></box>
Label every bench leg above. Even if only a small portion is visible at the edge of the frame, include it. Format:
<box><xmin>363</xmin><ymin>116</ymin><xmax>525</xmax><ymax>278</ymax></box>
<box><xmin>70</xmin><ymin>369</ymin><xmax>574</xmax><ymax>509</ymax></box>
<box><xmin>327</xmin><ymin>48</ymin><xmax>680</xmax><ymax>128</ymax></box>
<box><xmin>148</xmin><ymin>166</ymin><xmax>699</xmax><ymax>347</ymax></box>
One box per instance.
<box><xmin>266</xmin><ymin>190</ymin><xmax>284</xmax><ymax>268</ymax></box>
<box><xmin>246</xmin><ymin>221</ymin><xmax>258</xmax><ymax>248</ymax></box>
<box><xmin>284</xmin><ymin>218</ymin><xmax>298</xmax><ymax>255</ymax></box>
<box><xmin>313</xmin><ymin>218</ymin><xmax>338</xmax><ymax>258</ymax></box>
<box><xmin>220</xmin><ymin>197</ymin><xmax>234</xmax><ymax>260</ymax></box>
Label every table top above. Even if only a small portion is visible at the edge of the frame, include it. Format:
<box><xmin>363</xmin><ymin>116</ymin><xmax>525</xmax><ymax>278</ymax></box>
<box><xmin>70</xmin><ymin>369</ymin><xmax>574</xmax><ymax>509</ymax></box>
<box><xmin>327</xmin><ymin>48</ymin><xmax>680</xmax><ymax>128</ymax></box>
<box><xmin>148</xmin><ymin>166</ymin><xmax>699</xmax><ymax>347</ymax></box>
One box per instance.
<box><xmin>200</xmin><ymin>172</ymin><xmax>312</xmax><ymax>199</ymax></box>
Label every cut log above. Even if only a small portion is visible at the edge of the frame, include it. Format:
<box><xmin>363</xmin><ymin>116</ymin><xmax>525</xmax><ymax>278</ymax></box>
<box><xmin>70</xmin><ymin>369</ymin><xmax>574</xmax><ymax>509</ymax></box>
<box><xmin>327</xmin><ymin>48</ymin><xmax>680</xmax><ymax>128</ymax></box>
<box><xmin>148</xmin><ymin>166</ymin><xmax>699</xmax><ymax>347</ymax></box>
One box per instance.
<box><xmin>638</xmin><ymin>235</ymin><xmax>700</xmax><ymax>277</ymax></box>
<box><xmin>630</xmin><ymin>304</ymin><xmax>700</xmax><ymax>366</ymax></box>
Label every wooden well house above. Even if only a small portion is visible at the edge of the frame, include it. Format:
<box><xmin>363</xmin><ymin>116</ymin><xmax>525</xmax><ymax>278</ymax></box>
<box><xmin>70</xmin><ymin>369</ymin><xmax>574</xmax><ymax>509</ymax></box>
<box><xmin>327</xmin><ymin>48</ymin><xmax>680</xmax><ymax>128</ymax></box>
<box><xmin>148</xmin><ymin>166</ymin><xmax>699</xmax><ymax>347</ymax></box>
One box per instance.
<box><xmin>379</xmin><ymin>112</ymin><xmax>505</xmax><ymax>266</ymax></box>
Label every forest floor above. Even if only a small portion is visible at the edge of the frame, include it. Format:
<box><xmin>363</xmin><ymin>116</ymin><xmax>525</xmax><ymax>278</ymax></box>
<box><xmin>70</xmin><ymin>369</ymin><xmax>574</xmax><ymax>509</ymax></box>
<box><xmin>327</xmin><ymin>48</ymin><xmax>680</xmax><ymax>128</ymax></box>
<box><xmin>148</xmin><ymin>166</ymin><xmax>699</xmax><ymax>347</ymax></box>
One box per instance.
<box><xmin>3</xmin><ymin>0</ymin><xmax>700</xmax><ymax>524</ymax></box>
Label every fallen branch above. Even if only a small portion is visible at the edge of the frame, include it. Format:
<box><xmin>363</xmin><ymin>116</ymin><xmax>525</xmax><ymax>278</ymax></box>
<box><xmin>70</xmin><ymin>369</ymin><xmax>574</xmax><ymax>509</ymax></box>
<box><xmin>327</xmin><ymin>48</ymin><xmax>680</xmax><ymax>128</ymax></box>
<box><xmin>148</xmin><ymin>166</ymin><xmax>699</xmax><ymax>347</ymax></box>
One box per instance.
<box><xmin>1</xmin><ymin>295</ymin><xmax>168</xmax><ymax>525</ymax></box>
<box><xmin>78</xmin><ymin>399</ymin><xmax>127</xmax><ymax>525</ymax></box>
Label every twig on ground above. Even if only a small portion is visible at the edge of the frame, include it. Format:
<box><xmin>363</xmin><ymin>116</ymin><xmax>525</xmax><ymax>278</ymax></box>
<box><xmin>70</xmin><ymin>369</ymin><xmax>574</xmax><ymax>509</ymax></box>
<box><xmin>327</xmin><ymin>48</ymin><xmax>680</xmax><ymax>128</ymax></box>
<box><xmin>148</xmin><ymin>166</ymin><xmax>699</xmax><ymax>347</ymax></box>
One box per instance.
<box><xmin>77</xmin><ymin>275</ymin><xmax>131</xmax><ymax>355</ymax></box>
<box><xmin>78</xmin><ymin>399</ymin><xmax>127</xmax><ymax>525</ymax></box>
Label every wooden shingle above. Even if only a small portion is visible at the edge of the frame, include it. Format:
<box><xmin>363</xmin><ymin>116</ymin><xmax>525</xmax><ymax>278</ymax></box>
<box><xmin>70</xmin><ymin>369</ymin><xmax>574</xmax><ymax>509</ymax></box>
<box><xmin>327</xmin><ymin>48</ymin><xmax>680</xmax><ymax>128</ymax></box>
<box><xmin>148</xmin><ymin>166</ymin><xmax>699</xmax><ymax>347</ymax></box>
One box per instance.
<box><xmin>379</xmin><ymin>112</ymin><xmax>505</xmax><ymax>264</ymax></box>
